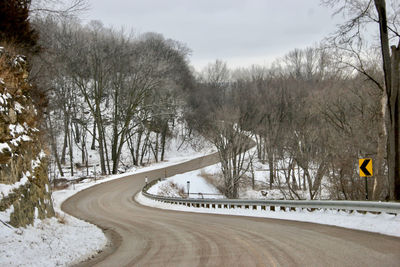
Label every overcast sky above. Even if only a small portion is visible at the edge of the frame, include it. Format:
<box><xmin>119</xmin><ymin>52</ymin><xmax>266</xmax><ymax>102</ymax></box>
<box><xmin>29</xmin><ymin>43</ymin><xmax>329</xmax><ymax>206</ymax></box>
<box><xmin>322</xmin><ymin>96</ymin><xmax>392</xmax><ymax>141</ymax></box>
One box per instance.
<box><xmin>83</xmin><ymin>0</ymin><xmax>341</xmax><ymax>71</ymax></box>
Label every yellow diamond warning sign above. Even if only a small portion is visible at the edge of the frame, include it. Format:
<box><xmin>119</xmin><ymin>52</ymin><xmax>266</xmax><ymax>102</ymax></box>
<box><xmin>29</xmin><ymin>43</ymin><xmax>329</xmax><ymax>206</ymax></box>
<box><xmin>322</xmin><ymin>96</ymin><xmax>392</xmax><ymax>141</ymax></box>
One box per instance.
<box><xmin>359</xmin><ymin>158</ymin><xmax>373</xmax><ymax>177</ymax></box>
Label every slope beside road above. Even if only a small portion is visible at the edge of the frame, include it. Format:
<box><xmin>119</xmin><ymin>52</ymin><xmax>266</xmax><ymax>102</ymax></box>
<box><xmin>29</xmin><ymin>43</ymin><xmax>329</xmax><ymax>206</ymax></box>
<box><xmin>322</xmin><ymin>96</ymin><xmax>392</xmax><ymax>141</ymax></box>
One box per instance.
<box><xmin>62</xmin><ymin>153</ymin><xmax>400</xmax><ymax>266</ymax></box>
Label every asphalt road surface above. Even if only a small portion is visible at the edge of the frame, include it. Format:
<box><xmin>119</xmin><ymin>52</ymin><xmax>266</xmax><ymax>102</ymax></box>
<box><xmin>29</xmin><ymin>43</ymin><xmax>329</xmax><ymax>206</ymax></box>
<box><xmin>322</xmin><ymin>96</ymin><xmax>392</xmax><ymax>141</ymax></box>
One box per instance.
<box><xmin>62</xmin><ymin>154</ymin><xmax>400</xmax><ymax>266</ymax></box>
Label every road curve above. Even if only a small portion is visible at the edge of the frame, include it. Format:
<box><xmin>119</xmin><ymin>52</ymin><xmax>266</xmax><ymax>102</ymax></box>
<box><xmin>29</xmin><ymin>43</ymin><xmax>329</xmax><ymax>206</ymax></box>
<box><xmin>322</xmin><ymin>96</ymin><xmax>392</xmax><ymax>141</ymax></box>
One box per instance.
<box><xmin>62</xmin><ymin>154</ymin><xmax>400</xmax><ymax>266</ymax></box>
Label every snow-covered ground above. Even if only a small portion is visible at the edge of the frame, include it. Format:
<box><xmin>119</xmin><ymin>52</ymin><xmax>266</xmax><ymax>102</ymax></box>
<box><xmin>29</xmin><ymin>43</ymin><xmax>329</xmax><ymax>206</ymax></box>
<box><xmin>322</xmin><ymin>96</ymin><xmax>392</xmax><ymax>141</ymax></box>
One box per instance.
<box><xmin>0</xmin><ymin>217</ymin><xmax>105</xmax><ymax>267</ymax></box>
<box><xmin>0</xmin><ymin>146</ymin><xmax>214</xmax><ymax>267</ymax></box>
<box><xmin>0</xmin><ymin>186</ymin><xmax>107</xmax><ymax>267</ymax></box>
<box><xmin>148</xmin><ymin>168</ymin><xmax>223</xmax><ymax>199</ymax></box>
<box><xmin>139</xmin><ymin>162</ymin><xmax>400</xmax><ymax>238</ymax></box>
<box><xmin>146</xmin><ymin>160</ymin><xmax>289</xmax><ymax>200</ymax></box>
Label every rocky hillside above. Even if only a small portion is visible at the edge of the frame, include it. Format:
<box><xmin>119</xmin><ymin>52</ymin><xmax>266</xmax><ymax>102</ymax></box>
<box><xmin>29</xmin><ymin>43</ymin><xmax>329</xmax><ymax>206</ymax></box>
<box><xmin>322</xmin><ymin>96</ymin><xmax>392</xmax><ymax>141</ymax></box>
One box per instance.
<box><xmin>0</xmin><ymin>47</ymin><xmax>54</xmax><ymax>227</ymax></box>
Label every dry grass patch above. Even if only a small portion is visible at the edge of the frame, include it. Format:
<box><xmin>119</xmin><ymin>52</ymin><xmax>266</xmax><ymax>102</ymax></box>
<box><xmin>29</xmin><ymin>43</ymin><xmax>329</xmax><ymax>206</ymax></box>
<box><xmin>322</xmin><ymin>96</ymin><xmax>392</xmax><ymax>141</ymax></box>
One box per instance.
<box><xmin>55</xmin><ymin>212</ymin><xmax>67</xmax><ymax>224</ymax></box>
<box><xmin>158</xmin><ymin>181</ymin><xmax>187</xmax><ymax>198</ymax></box>
<box><xmin>200</xmin><ymin>170</ymin><xmax>224</xmax><ymax>194</ymax></box>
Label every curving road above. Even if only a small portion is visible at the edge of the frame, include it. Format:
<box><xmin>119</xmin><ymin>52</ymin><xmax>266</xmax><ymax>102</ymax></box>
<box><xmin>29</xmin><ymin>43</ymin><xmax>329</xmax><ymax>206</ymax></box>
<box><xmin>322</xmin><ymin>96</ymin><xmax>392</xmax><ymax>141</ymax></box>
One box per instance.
<box><xmin>63</xmin><ymin>154</ymin><xmax>400</xmax><ymax>266</ymax></box>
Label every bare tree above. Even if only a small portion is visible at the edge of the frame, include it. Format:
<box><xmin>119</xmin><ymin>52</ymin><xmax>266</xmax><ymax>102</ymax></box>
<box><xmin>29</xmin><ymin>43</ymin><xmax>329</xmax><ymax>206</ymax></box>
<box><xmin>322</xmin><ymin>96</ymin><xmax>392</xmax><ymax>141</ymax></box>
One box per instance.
<box><xmin>206</xmin><ymin>106</ymin><xmax>253</xmax><ymax>198</ymax></box>
<box><xmin>34</xmin><ymin>17</ymin><xmax>194</xmax><ymax>176</ymax></box>
<box><xmin>323</xmin><ymin>0</ymin><xmax>400</xmax><ymax>200</ymax></box>
<box><xmin>30</xmin><ymin>0</ymin><xmax>88</xmax><ymax>18</ymax></box>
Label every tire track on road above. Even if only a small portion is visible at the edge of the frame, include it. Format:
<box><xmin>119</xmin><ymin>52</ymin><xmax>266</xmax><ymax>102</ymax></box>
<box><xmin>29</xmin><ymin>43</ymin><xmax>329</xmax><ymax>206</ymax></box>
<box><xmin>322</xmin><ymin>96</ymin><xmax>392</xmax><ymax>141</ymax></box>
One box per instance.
<box><xmin>63</xmin><ymin>153</ymin><xmax>400</xmax><ymax>266</ymax></box>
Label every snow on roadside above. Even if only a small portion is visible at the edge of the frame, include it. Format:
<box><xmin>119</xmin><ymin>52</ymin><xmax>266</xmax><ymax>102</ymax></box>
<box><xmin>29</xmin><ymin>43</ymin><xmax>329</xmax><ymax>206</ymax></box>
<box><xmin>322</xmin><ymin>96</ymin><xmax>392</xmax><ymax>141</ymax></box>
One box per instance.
<box><xmin>136</xmin><ymin>192</ymin><xmax>400</xmax><ymax>238</ymax></box>
<box><xmin>240</xmin><ymin>188</ymin><xmax>284</xmax><ymax>199</ymax></box>
<box><xmin>0</xmin><ymin>217</ymin><xmax>106</xmax><ymax>267</ymax></box>
<box><xmin>0</xmin><ymin>184</ymin><xmax>107</xmax><ymax>267</ymax></box>
<box><xmin>0</xmin><ymin>151</ymin><xmax>214</xmax><ymax>266</ymax></box>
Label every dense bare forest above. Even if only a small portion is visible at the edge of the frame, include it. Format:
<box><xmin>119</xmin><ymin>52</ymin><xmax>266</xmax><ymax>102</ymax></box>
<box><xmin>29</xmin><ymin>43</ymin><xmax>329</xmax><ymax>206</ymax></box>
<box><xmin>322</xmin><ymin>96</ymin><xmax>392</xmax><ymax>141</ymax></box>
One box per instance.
<box><xmin>32</xmin><ymin>18</ymin><xmax>194</xmax><ymax>176</ymax></box>
<box><xmin>34</xmin><ymin>0</ymin><xmax>400</xmax><ymax>201</ymax></box>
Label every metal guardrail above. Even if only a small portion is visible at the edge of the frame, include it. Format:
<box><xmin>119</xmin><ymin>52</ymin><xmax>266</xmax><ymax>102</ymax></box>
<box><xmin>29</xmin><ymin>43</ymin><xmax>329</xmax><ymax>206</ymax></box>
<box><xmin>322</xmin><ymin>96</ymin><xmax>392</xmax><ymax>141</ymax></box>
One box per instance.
<box><xmin>142</xmin><ymin>179</ymin><xmax>400</xmax><ymax>215</ymax></box>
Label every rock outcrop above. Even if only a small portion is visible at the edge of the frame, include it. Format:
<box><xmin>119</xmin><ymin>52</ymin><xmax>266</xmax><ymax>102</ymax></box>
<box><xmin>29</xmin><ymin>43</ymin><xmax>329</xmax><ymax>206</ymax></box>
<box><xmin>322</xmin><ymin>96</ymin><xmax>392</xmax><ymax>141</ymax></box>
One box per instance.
<box><xmin>0</xmin><ymin>47</ymin><xmax>54</xmax><ymax>227</ymax></box>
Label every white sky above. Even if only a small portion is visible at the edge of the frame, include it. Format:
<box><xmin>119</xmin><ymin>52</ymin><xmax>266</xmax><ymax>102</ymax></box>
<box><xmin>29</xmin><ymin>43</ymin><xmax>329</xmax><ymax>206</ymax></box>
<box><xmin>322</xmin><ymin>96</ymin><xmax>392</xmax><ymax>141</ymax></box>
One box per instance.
<box><xmin>82</xmin><ymin>0</ymin><xmax>342</xmax><ymax>71</ymax></box>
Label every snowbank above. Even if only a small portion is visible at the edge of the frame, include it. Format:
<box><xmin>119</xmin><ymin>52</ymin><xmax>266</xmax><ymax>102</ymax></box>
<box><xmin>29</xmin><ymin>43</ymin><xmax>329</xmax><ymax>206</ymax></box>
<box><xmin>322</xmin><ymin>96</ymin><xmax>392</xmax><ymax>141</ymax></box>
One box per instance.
<box><xmin>0</xmin><ymin>216</ymin><xmax>106</xmax><ymax>266</ymax></box>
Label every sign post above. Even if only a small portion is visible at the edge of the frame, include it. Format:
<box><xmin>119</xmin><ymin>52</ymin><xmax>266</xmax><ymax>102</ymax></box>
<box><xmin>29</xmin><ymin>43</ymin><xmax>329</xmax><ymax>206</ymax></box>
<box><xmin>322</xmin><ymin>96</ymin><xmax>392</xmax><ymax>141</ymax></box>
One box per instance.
<box><xmin>94</xmin><ymin>164</ymin><xmax>97</xmax><ymax>182</ymax></box>
<box><xmin>187</xmin><ymin>181</ymin><xmax>190</xmax><ymax>197</ymax></box>
<box><xmin>359</xmin><ymin>158</ymin><xmax>373</xmax><ymax>200</ymax></box>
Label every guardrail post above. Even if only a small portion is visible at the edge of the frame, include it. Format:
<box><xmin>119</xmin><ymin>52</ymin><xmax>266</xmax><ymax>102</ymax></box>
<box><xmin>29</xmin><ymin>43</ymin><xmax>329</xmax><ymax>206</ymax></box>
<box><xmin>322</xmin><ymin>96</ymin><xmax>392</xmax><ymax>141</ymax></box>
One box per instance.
<box><xmin>270</xmin><ymin>206</ymin><xmax>275</xmax><ymax>211</ymax></box>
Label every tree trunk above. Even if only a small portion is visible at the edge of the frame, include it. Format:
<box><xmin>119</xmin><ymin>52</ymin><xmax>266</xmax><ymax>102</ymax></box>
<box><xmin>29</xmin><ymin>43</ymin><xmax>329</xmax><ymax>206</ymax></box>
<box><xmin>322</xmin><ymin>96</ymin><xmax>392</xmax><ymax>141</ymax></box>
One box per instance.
<box><xmin>112</xmin><ymin>143</ymin><xmax>121</xmax><ymax>174</ymax></box>
<box><xmin>140</xmin><ymin>131</ymin><xmax>150</xmax><ymax>165</ymax></box>
<box><xmin>111</xmin><ymin>87</ymin><xmax>119</xmax><ymax>174</ymax></box>
<box><xmin>268</xmin><ymin>153</ymin><xmax>274</xmax><ymax>189</ymax></box>
<box><xmin>291</xmin><ymin>164</ymin><xmax>298</xmax><ymax>190</ymax></box>
<box><xmin>81</xmin><ymin>132</ymin><xmax>86</xmax><ymax>165</ymax></box>
<box><xmin>250</xmin><ymin>159</ymin><xmax>255</xmax><ymax>190</ymax></box>
<box><xmin>74</xmin><ymin>123</ymin><xmax>80</xmax><ymax>144</ymax></box>
<box><xmin>154</xmin><ymin>132</ymin><xmax>159</xmax><ymax>162</ymax></box>
<box><xmin>255</xmin><ymin>135</ymin><xmax>261</xmax><ymax>159</ymax></box>
<box><xmin>91</xmin><ymin>121</ymin><xmax>96</xmax><ymax>150</ymax></box>
<box><xmin>48</xmin><ymin>116</ymin><xmax>64</xmax><ymax>177</ymax></box>
<box><xmin>374</xmin><ymin>0</ymin><xmax>400</xmax><ymax>200</ymax></box>
<box><xmin>101</xmin><ymin>123</ymin><xmax>111</xmax><ymax>174</ymax></box>
<box><xmin>297</xmin><ymin>165</ymin><xmax>302</xmax><ymax>190</ymax></box>
<box><xmin>127</xmin><ymin>134</ymin><xmax>137</xmax><ymax>166</ymax></box>
<box><xmin>112</xmin><ymin>128</ymin><xmax>128</xmax><ymax>174</ymax></box>
<box><xmin>160</xmin><ymin>122</ymin><xmax>168</xmax><ymax>161</ymax></box>
<box><xmin>96</xmin><ymin>115</ymin><xmax>106</xmax><ymax>175</ymax></box>
<box><xmin>67</xmin><ymin>126</ymin><xmax>74</xmax><ymax>176</ymax></box>
<box><xmin>135</xmin><ymin>129</ymin><xmax>143</xmax><ymax>166</ymax></box>
<box><xmin>61</xmin><ymin>119</ymin><xmax>68</xmax><ymax>165</ymax></box>
<box><xmin>232</xmin><ymin>180</ymin><xmax>239</xmax><ymax>198</ymax></box>
<box><xmin>389</xmin><ymin>45</ymin><xmax>400</xmax><ymax>200</ymax></box>
<box><xmin>373</xmin><ymin>93</ymin><xmax>387</xmax><ymax>200</ymax></box>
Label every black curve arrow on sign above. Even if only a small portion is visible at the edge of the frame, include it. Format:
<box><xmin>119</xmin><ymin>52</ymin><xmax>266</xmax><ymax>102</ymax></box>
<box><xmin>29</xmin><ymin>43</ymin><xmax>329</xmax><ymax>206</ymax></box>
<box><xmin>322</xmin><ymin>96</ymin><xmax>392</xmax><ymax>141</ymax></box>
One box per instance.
<box><xmin>360</xmin><ymin>159</ymin><xmax>371</xmax><ymax>176</ymax></box>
